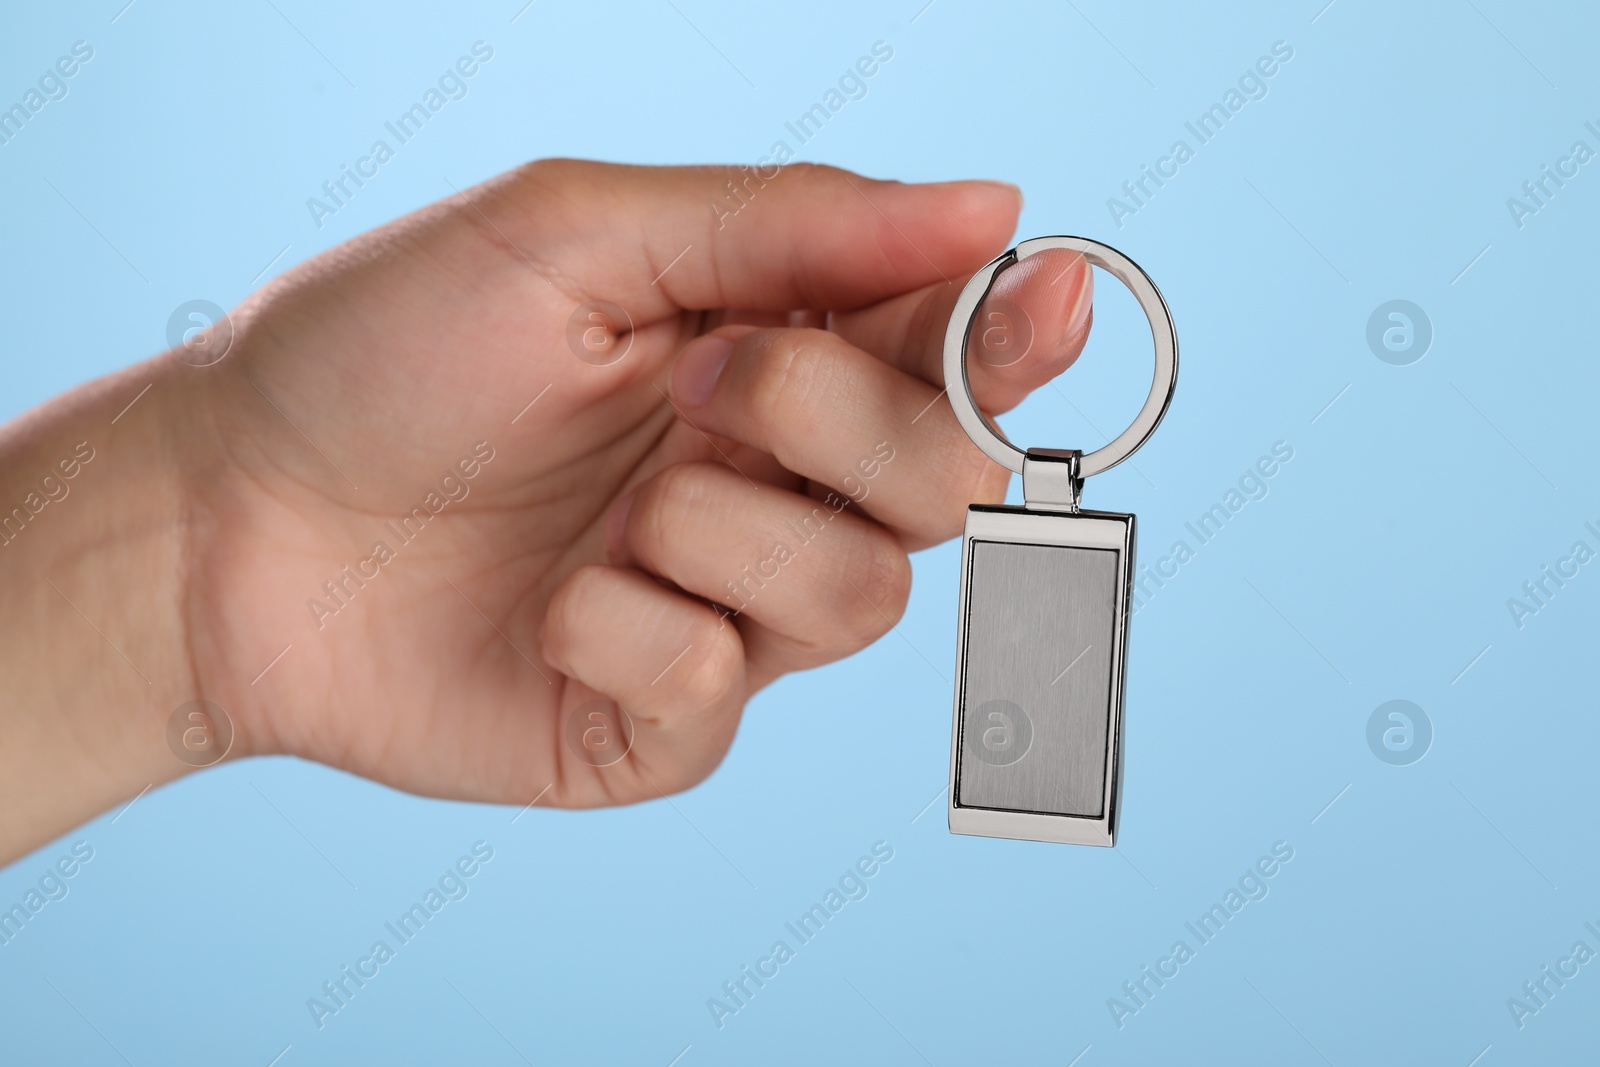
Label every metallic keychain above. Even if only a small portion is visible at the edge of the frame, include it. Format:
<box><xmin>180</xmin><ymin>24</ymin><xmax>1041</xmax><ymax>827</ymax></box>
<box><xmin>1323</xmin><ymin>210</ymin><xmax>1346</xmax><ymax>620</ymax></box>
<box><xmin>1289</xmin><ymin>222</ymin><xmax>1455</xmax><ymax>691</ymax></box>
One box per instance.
<box><xmin>944</xmin><ymin>236</ymin><xmax>1177</xmax><ymax>847</ymax></box>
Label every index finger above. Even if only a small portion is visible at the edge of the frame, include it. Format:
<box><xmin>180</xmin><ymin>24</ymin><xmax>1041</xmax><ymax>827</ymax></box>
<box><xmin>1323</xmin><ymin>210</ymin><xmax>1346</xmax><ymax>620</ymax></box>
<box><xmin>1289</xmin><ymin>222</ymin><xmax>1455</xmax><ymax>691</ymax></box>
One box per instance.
<box><xmin>826</xmin><ymin>246</ymin><xmax>1094</xmax><ymax>415</ymax></box>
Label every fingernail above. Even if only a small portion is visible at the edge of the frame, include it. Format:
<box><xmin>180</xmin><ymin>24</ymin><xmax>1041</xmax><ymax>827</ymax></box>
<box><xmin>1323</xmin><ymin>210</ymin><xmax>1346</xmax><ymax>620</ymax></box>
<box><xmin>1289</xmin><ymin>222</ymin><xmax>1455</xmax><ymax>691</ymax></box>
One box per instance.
<box><xmin>671</xmin><ymin>334</ymin><xmax>735</xmax><ymax>408</ymax></box>
<box><xmin>985</xmin><ymin>180</ymin><xmax>1024</xmax><ymax>212</ymax></box>
<box><xmin>959</xmin><ymin>179</ymin><xmax>1022</xmax><ymax>211</ymax></box>
<box><xmin>920</xmin><ymin>179</ymin><xmax>1022</xmax><ymax>212</ymax></box>
<box><xmin>1063</xmin><ymin>260</ymin><xmax>1094</xmax><ymax>344</ymax></box>
<box><xmin>604</xmin><ymin>491</ymin><xmax>635</xmax><ymax>561</ymax></box>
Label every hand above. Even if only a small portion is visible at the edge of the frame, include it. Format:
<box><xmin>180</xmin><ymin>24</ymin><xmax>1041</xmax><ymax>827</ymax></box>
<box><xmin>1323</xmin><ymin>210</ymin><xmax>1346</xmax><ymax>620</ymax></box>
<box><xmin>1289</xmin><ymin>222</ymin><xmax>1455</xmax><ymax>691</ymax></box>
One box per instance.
<box><xmin>0</xmin><ymin>159</ymin><xmax>1092</xmax><ymax>862</ymax></box>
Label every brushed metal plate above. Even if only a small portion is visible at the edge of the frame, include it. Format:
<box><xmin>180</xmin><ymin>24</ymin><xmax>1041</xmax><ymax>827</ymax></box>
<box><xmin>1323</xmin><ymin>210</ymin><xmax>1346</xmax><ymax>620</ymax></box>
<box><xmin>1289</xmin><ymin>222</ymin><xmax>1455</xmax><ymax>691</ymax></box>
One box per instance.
<box><xmin>949</xmin><ymin>506</ymin><xmax>1134</xmax><ymax>847</ymax></box>
<box><xmin>956</xmin><ymin>541</ymin><xmax>1117</xmax><ymax>816</ymax></box>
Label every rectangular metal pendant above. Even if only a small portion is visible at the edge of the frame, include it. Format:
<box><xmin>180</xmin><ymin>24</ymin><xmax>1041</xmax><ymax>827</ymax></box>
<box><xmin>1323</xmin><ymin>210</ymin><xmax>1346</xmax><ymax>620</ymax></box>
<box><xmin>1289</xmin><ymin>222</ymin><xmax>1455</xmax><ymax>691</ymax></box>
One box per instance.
<box><xmin>947</xmin><ymin>504</ymin><xmax>1135</xmax><ymax>847</ymax></box>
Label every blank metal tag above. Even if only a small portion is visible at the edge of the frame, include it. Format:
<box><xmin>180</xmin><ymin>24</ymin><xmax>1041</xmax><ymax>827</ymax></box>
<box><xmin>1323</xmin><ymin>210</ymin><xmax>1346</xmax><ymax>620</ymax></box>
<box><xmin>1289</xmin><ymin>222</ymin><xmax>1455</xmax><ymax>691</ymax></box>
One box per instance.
<box><xmin>940</xmin><ymin>236</ymin><xmax>1177</xmax><ymax>847</ymax></box>
<box><xmin>948</xmin><ymin>505</ymin><xmax>1133</xmax><ymax>846</ymax></box>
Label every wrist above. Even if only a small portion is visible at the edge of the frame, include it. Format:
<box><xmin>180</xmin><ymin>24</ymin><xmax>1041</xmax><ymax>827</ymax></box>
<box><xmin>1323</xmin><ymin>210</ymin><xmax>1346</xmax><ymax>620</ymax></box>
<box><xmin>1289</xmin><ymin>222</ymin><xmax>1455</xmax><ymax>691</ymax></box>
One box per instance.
<box><xmin>0</xmin><ymin>357</ymin><xmax>204</xmax><ymax>863</ymax></box>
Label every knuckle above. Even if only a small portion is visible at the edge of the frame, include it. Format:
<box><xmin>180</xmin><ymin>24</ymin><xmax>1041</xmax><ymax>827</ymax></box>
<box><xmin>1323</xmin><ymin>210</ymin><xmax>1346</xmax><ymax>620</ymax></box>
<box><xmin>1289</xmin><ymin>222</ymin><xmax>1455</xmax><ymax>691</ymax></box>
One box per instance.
<box><xmin>777</xmin><ymin>161</ymin><xmax>831</xmax><ymax>189</ymax></box>
<box><xmin>834</xmin><ymin>526</ymin><xmax>912</xmax><ymax>643</ymax></box>
<box><xmin>544</xmin><ymin>564</ymin><xmax>610</xmax><ymax>658</ymax></box>
<box><xmin>631</xmin><ymin>463</ymin><xmax>717</xmax><ymax>568</ymax></box>
<box><xmin>673</xmin><ymin>616</ymin><xmax>746</xmax><ymax>714</ymax></box>
<box><xmin>742</xmin><ymin>329</ymin><xmax>837</xmax><ymax>439</ymax></box>
<box><xmin>508</xmin><ymin>156</ymin><xmax>581</xmax><ymax>190</ymax></box>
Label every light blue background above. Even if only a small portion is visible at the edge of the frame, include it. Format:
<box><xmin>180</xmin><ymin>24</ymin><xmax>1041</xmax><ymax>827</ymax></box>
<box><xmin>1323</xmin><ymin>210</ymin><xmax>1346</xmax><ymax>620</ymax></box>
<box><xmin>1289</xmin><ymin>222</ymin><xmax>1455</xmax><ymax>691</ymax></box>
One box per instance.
<box><xmin>3</xmin><ymin>1</ymin><xmax>1597</xmax><ymax>1063</ymax></box>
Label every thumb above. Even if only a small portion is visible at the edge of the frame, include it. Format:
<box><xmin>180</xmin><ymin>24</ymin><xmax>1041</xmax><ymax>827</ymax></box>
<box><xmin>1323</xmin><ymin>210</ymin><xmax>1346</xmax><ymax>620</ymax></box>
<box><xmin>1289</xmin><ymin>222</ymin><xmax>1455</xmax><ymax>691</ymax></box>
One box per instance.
<box><xmin>478</xmin><ymin>159</ymin><xmax>1023</xmax><ymax>319</ymax></box>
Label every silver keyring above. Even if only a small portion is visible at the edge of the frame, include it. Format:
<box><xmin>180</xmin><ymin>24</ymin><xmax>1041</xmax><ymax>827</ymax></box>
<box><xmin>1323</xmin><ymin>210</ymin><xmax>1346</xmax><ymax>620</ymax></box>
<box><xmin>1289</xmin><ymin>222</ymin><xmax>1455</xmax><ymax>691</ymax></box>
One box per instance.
<box><xmin>942</xmin><ymin>236</ymin><xmax>1178</xmax><ymax>478</ymax></box>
